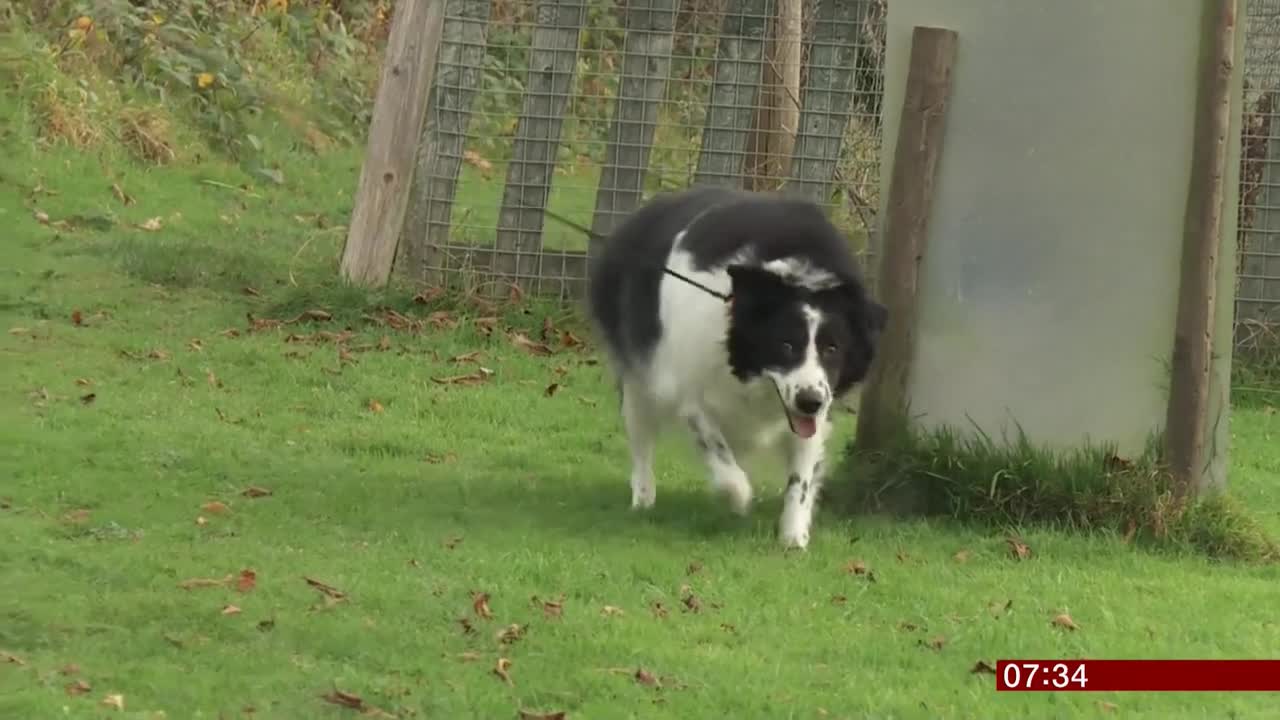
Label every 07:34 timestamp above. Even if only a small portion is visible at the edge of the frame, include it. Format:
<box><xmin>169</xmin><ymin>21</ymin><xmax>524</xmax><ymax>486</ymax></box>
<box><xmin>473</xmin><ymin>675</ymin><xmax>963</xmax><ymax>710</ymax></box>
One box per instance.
<box><xmin>996</xmin><ymin>661</ymin><xmax>1089</xmax><ymax>691</ymax></box>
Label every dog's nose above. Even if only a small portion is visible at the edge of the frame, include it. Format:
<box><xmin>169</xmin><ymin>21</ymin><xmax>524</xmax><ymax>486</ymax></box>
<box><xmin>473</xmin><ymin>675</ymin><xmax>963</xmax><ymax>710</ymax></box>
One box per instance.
<box><xmin>794</xmin><ymin>388</ymin><xmax>824</xmax><ymax>415</ymax></box>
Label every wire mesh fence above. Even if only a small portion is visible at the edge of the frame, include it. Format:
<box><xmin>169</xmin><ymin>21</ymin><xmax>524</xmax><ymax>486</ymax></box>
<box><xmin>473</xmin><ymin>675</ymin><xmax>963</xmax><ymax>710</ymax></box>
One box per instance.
<box><xmin>397</xmin><ymin>0</ymin><xmax>1280</xmax><ymax>390</ymax></box>
<box><xmin>397</xmin><ymin>0</ymin><xmax>887</xmax><ymax>300</ymax></box>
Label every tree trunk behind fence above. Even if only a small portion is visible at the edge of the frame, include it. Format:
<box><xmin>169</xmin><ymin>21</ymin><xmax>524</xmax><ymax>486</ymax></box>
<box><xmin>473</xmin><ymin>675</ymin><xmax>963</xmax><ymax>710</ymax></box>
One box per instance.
<box><xmin>588</xmin><ymin>0</ymin><xmax>679</xmax><ymax>248</ymax></box>
<box><xmin>493</xmin><ymin>0</ymin><xmax>587</xmax><ymax>294</ymax></box>
<box><xmin>787</xmin><ymin>0</ymin><xmax>871</xmax><ymax>204</ymax></box>
<box><xmin>743</xmin><ymin>0</ymin><xmax>802</xmax><ymax>191</ymax></box>
<box><xmin>693</xmin><ymin>0</ymin><xmax>774</xmax><ymax>187</ymax></box>
<box><xmin>400</xmin><ymin>0</ymin><xmax>493</xmax><ymax>288</ymax></box>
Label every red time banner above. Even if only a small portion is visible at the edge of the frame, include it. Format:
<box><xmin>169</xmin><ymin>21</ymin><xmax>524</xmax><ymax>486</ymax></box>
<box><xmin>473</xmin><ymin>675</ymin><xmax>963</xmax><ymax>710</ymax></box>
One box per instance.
<box><xmin>996</xmin><ymin>660</ymin><xmax>1280</xmax><ymax>692</ymax></box>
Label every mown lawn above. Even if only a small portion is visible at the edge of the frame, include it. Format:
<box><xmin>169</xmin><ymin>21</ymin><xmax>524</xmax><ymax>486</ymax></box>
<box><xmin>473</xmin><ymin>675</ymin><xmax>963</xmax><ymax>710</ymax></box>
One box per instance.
<box><xmin>3</xmin><ymin>101</ymin><xmax>1280</xmax><ymax>720</ymax></box>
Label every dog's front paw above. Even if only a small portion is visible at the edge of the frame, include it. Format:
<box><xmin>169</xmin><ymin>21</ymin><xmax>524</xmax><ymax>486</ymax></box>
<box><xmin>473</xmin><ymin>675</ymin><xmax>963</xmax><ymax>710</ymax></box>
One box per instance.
<box><xmin>630</xmin><ymin>474</ymin><xmax>656</xmax><ymax>510</ymax></box>
<box><xmin>718</xmin><ymin>477</ymin><xmax>753</xmax><ymax>516</ymax></box>
<box><xmin>779</xmin><ymin>525</ymin><xmax>810</xmax><ymax>550</ymax></box>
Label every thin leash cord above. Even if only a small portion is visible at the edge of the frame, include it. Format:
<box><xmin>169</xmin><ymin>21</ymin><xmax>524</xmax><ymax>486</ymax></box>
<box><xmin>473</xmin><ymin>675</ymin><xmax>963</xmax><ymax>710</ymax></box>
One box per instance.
<box><xmin>542</xmin><ymin>208</ymin><xmax>732</xmax><ymax>304</ymax></box>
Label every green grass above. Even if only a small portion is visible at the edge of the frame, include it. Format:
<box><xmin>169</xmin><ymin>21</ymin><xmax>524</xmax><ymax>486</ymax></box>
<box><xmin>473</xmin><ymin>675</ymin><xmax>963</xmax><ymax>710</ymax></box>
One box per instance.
<box><xmin>5</xmin><ymin>55</ymin><xmax>1280</xmax><ymax>720</ymax></box>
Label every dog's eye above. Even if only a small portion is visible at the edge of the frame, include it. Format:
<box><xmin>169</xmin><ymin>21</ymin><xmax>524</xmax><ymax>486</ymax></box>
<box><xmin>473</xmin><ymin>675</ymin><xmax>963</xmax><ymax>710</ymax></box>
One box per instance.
<box><xmin>821</xmin><ymin>344</ymin><xmax>838</xmax><ymax>357</ymax></box>
<box><xmin>781</xmin><ymin>342</ymin><xmax>794</xmax><ymax>355</ymax></box>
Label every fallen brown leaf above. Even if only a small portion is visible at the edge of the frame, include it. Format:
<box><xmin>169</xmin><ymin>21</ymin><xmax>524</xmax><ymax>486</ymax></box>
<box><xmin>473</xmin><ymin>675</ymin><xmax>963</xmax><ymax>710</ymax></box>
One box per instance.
<box><xmin>538</xmin><ymin>597</ymin><xmax>564</xmax><ymax>619</ymax></box>
<box><xmin>431</xmin><ymin>368</ymin><xmax>494</xmax><ymax>386</ymax></box>
<box><xmin>101</xmin><ymin>693</ymin><xmax>124</xmax><ymax>710</ymax></box>
<box><xmin>560</xmin><ymin>331</ymin><xmax>583</xmax><ymax>349</ymax></box>
<box><xmin>425</xmin><ymin>451</ymin><xmax>458</xmax><ymax>464</ymax></box>
<box><xmin>544</xmin><ymin>383</ymin><xmax>560</xmax><ymax>397</ymax></box>
<box><xmin>634</xmin><ymin>668</ymin><xmax>660</xmax><ymax>688</ymax></box>
<box><xmin>831</xmin><ymin>595</ymin><xmax>848</xmax><ymax>605</ymax></box>
<box><xmin>206</xmin><ymin>370</ymin><xmax>221</xmax><ymax>388</ymax></box>
<box><xmin>65</xmin><ymin>679</ymin><xmax>92</xmax><ymax>696</ymax></box>
<box><xmin>71</xmin><ymin>310</ymin><xmax>84</xmax><ymax>326</ymax></box>
<box><xmin>509</xmin><ymin>331</ymin><xmax>554</xmax><ymax>357</ymax></box>
<box><xmin>450</xmin><ymin>350</ymin><xmax>483</xmax><ymax>364</ymax></box>
<box><xmin>75</xmin><ymin>378</ymin><xmax>92</xmax><ymax>387</ymax></box>
<box><xmin>63</xmin><ymin>508</ymin><xmax>91</xmax><ymax>524</ymax></box>
<box><xmin>221</xmin><ymin>604</ymin><xmax>242</xmax><ymax>616</ymax></box>
<box><xmin>472</xmin><ymin>591</ymin><xmax>494</xmax><ymax>619</ymax></box>
<box><xmin>304</xmin><ymin>577</ymin><xmax>347</xmax><ymax>600</ymax></box>
<box><xmin>650</xmin><ymin>601</ymin><xmax>669</xmax><ymax>618</ymax></box>
<box><xmin>952</xmin><ymin>550</ymin><xmax>972</xmax><ymax>564</ymax></box>
<box><xmin>681</xmin><ymin>592</ymin><xmax>701</xmax><ymax>614</ymax></box>
<box><xmin>178</xmin><ymin>575</ymin><xmax>232</xmax><ymax>590</ymax></box>
<box><xmin>412</xmin><ymin>287</ymin><xmax>445</xmax><ymax>304</ymax></box>
<box><xmin>34</xmin><ymin>209</ymin><xmax>51</xmax><ymax>225</ymax></box>
<box><xmin>377</xmin><ymin>335</ymin><xmax>392</xmax><ymax>351</ymax></box>
<box><xmin>922</xmin><ymin>635</ymin><xmax>947</xmax><ymax>651</ymax></box>
<box><xmin>236</xmin><ymin>569</ymin><xmax>257</xmax><ymax>593</ymax></box>
<box><xmin>368</xmin><ymin>399</ymin><xmax>385</xmax><ymax>413</ymax></box>
<box><xmin>188</xmin><ymin>338</ymin><xmax>204</xmax><ymax>352</ymax></box>
<box><xmin>241</xmin><ymin>486</ymin><xmax>272</xmax><ymax>498</ymax></box>
<box><xmin>462</xmin><ymin>149</ymin><xmax>494</xmax><ymax>173</ymax></box>
<box><xmin>518</xmin><ymin>710</ymin><xmax>567</xmax><ymax>720</ymax></box>
<box><xmin>80</xmin><ymin>393</ymin><xmax>96</xmax><ymax>405</ymax></box>
<box><xmin>111</xmin><ymin>183</ymin><xmax>135</xmax><ymax>206</ymax></box>
<box><xmin>897</xmin><ymin>621</ymin><xmax>919</xmax><ymax>632</ymax></box>
<box><xmin>59</xmin><ymin>663</ymin><xmax>80</xmax><ymax>675</ymax></box>
<box><xmin>1052</xmin><ymin>613</ymin><xmax>1079</xmax><ymax>631</ymax></box>
<box><xmin>1</xmin><ymin>651</ymin><xmax>25</xmax><ymax>665</ymax></box>
<box><xmin>988</xmin><ymin>599</ymin><xmax>1013</xmax><ymax>617</ymax></box>
<box><xmin>457</xmin><ymin>651</ymin><xmax>481</xmax><ymax>662</ymax></box>
<box><xmin>291</xmin><ymin>309</ymin><xmax>333</xmax><ymax>323</ymax></box>
<box><xmin>970</xmin><ymin>660</ymin><xmax>998</xmax><ymax>675</ymax></box>
<box><xmin>1006</xmin><ymin>537</ymin><xmax>1032</xmax><ymax>560</ymax></box>
<box><xmin>540</xmin><ymin>316</ymin><xmax>556</xmax><ymax>341</ymax></box>
<box><xmin>601</xmin><ymin>605</ymin><xmax>625</xmax><ymax>617</ymax></box>
<box><xmin>443</xmin><ymin>535</ymin><xmax>463</xmax><ymax>550</ymax></box>
<box><xmin>427</xmin><ymin>310</ymin><xmax>457</xmax><ymax>330</ymax></box>
<box><xmin>497</xmin><ymin>623</ymin><xmax>526</xmax><ymax>645</ymax></box>
<box><xmin>201</xmin><ymin>501</ymin><xmax>229</xmax><ymax>514</ymax></box>
<box><xmin>473</xmin><ymin>316</ymin><xmax>499</xmax><ymax>336</ymax></box>
<box><xmin>1097</xmin><ymin>701</ymin><xmax>1119</xmax><ymax>712</ymax></box>
<box><xmin>137</xmin><ymin>216</ymin><xmax>163</xmax><ymax>232</ymax></box>
<box><xmin>896</xmin><ymin>551</ymin><xmax>911</xmax><ymax>563</ymax></box>
<box><xmin>195</xmin><ymin>516</ymin><xmax>208</xmax><ymax>526</ymax></box>
<box><xmin>320</xmin><ymin>690</ymin><xmax>364</xmax><ymax>709</ymax></box>
<box><xmin>494</xmin><ymin>657</ymin><xmax>513</xmax><ymax>685</ymax></box>
<box><xmin>844</xmin><ymin>559</ymin><xmax>868</xmax><ymax>575</ymax></box>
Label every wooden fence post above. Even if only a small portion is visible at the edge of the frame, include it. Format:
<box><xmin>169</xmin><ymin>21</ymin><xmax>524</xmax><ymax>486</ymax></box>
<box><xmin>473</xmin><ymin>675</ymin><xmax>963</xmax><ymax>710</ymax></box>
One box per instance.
<box><xmin>693</xmin><ymin>0</ymin><xmax>773</xmax><ymax>188</ymax></box>
<box><xmin>493</xmin><ymin>0</ymin><xmax>588</xmax><ymax>292</ymax></box>
<box><xmin>588</xmin><ymin>0</ymin><xmax>679</xmax><ymax>247</ymax></box>
<box><xmin>854</xmin><ymin>26</ymin><xmax>957</xmax><ymax>452</ymax></box>
<box><xmin>787</xmin><ymin>0</ymin><xmax>873</xmax><ymax>204</ymax></box>
<box><xmin>400</xmin><ymin>0</ymin><xmax>494</xmax><ymax>287</ymax></box>
<box><xmin>1165</xmin><ymin>0</ymin><xmax>1239</xmax><ymax>498</ymax></box>
<box><xmin>340</xmin><ymin>0</ymin><xmax>446</xmax><ymax>288</ymax></box>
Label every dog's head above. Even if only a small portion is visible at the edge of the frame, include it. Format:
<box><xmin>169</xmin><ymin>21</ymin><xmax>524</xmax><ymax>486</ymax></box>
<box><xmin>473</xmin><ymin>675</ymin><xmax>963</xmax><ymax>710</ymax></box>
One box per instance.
<box><xmin>724</xmin><ymin>262</ymin><xmax>887</xmax><ymax>438</ymax></box>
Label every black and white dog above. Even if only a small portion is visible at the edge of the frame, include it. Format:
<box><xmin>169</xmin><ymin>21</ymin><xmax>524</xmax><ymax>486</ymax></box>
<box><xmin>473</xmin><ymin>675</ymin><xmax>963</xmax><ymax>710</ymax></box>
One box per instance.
<box><xmin>587</xmin><ymin>187</ymin><xmax>888</xmax><ymax>549</ymax></box>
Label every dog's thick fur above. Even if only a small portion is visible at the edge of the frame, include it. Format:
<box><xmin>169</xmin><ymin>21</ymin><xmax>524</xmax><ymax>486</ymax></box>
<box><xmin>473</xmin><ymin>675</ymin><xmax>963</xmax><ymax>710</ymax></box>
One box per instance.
<box><xmin>587</xmin><ymin>187</ymin><xmax>888</xmax><ymax>548</ymax></box>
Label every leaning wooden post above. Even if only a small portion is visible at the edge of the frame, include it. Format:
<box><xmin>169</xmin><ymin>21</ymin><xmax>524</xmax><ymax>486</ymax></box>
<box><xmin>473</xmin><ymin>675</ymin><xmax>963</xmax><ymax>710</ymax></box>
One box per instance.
<box><xmin>339</xmin><ymin>0</ymin><xmax>447</xmax><ymax>288</ymax></box>
<box><xmin>854</xmin><ymin>26</ymin><xmax>957</xmax><ymax>452</ymax></box>
<box><xmin>1164</xmin><ymin>0</ymin><xmax>1238</xmax><ymax>498</ymax></box>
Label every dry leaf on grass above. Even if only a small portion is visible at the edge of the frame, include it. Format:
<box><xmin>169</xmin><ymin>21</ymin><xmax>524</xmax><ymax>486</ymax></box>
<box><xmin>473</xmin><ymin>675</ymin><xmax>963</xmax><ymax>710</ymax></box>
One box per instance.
<box><xmin>634</xmin><ymin>668</ymin><xmax>660</xmax><ymax>688</ymax></box>
<box><xmin>988</xmin><ymin>599</ymin><xmax>1013</xmax><ymax>617</ymax></box>
<box><xmin>71</xmin><ymin>309</ymin><xmax>84</xmax><ymax>326</ymax></box>
<box><xmin>497</xmin><ymin>623</ymin><xmax>526</xmax><ymax>645</ymax></box>
<box><xmin>80</xmin><ymin>393</ymin><xmax>96</xmax><ymax>405</ymax></box>
<box><xmin>443</xmin><ymin>535</ymin><xmax>463</xmax><ymax>550</ymax></box>
<box><xmin>457</xmin><ymin>618</ymin><xmax>476</xmax><ymax>635</ymax></box>
<box><xmin>561</xmin><ymin>331</ymin><xmax>583</xmax><ymax>349</ymax></box>
<box><xmin>1</xmin><ymin>651</ymin><xmax>25</xmax><ymax>665</ymax></box>
<box><xmin>540</xmin><ymin>316</ymin><xmax>556</xmax><ymax>341</ymax></box>
<box><xmin>509</xmin><ymin>332</ymin><xmax>554</xmax><ymax>356</ymax></box>
<box><xmin>111</xmin><ymin>183</ymin><xmax>135</xmax><ymax>206</ymax></box>
<box><xmin>544</xmin><ymin>383</ymin><xmax>560</xmax><ymax>397</ymax></box>
<box><xmin>1052</xmin><ymin>613</ymin><xmax>1079</xmax><ymax>631</ymax></box>
<box><xmin>450</xmin><ymin>350</ymin><xmax>483</xmax><ymax>364</ymax></box>
<box><xmin>1006</xmin><ymin>536</ymin><xmax>1033</xmax><ymax>560</ymax></box>
<box><xmin>367</xmin><ymin>400</ymin><xmax>385</xmax><ymax>413</ymax></box>
<box><xmin>201</xmin><ymin>501</ymin><xmax>229</xmax><ymax>514</ymax></box>
<box><xmin>681</xmin><ymin>592</ymin><xmax>701</xmax><ymax>614</ymax></box>
<box><xmin>178</xmin><ymin>575</ymin><xmax>232</xmax><ymax>590</ymax></box>
<box><xmin>462</xmin><ymin>150</ymin><xmax>493</xmax><ymax>173</ymax></box>
<box><xmin>413</xmin><ymin>287</ymin><xmax>445</xmax><ymax>304</ymax></box>
<box><xmin>970</xmin><ymin>660</ymin><xmax>998</xmax><ymax>675</ymax></box>
<box><xmin>431</xmin><ymin>368</ymin><xmax>494</xmax><ymax>386</ymax></box>
<box><xmin>320</xmin><ymin>690</ymin><xmax>364</xmax><ymax>709</ymax></box>
<box><xmin>137</xmin><ymin>217</ymin><xmax>163</xmax><ymax>232</ymax></box>
<box><xmin>494</xmin><ymin>657</ymin><xmax>513</xmax><ymax>685</ymax></box>
<box><xmin>101</xmin><ymin>693</ymin><xmax>124</xmax><ymax>710</ymax></box>
<box><xmin>600</xmin><ymin>605</ymin><xmax>624</xmax><ymax>617</ymax></box>
<box><xmin>1097</xmin><ymin>701</ymin><xmax>1119</xmax><ymax>712</ymax></box>
<box><xmin>831</xmin><ymin>595</ymin><xmax>848</xmax><ymax>605</ymax></box>
<box><xmin>952</xmin><ymin>550</ymin><xmax>972</xmax><ymax>564</ymax></box>
<box><xmin>65</xmin><ymin>679</ymin><xmax>91</xmax><ymax>696</ymax></box>
<box><xmin>304</xmin><ymin>577</ymin><xmax>347</xmax><ymax>600</ymax></box>
<box><xmin>241</xmin><ymin>486</ymin><xmax>272</xmax><ymax>498</ymax></box>
<box><xmin>457</xmin><ymin>651</ymin><xmax>481</xmax><ymax>662</ymax></box>
<box><xmin>221</xmin><ymin>604</ymin><xmax>242</xmax><ymax>616</ymax></box>
<box><xmin>75</xmin><ymin>378</ymin><xmax>92</xmax><ymax>386</ymax></box>
<box><xmin>427</xmin><ymin>311</ymin><xmax>457</xmax><ymax>330</ymax></box>
<box><xmin>63</xmin><ymin>508</ymin><xmax>91</xmax><ymax>524</ymax></box>
<box><xmin>650</xmin><ymin>601</ymin><xmax>669</xmax><ymax>618</ymax></box>
<box><xmin>473</xmin><ymin>316</ymin><xmax>499</xmax><ymax>337</ymax></box>
<box><xmin>236</xmin><ymin>569</ymin><xmax>257</xmax><ymax>593</ymax></box>
<box><xmin>535</xmin><ymin>596</ymin><xmax>564</xmax><ymax>619</ymax></box>
<box><xmin>518</xmin><ymin>710</ymin><xmax>567</xmax><ymax>720</ymax></box>
<box><xmin>472</xmin><ymin>592</ymin><xmax>494</xmax><ymax>619</ymax></box>
<box><xmin>59</xmin><ymin>663</ymin><xmax>80</xmax><ymax>675</ymax></box>
<box><xmin>921</xmin><ymin>635</ymin><xmax>947</xmax><ymax>651</ymax></box>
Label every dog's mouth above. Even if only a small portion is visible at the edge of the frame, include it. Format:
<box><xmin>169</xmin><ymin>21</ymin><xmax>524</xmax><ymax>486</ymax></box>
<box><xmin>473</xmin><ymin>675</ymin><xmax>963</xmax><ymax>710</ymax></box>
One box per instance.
<box><xmin>786</xmin><ymin>412</ymin><xmax>819</xmax><ymax>439</ymax></box>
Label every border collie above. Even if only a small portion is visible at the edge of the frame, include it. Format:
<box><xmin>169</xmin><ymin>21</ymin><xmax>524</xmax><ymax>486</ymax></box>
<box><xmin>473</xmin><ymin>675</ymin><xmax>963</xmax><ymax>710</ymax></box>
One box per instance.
<box><xmin>586</xmin><ymin>187</ymin><xmax>888</xmax><ymax>549</ymax></box>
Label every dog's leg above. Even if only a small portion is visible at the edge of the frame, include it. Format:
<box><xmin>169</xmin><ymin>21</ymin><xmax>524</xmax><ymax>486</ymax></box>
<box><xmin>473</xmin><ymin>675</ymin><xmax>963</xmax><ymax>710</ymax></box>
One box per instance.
<box><xmin>779</xmin><ymin>417</ymin><xmax>833</xmax><ymax>549</ymax></box>
<box><xmin>683</xmin><ymin>408</ymin><xmax>753</xmax><ymax>515</ymax></box>
<box><xmin>621</xmin><ymin>384</ymin><xmax>657</xmax><ymax>509</ymax></box>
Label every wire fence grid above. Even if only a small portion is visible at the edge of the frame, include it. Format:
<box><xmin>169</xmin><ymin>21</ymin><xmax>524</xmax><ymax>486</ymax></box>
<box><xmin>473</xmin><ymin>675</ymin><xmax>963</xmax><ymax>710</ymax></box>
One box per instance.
<box><xmin>397</xmin><ymin>0</ymin><xmax>1280</xmax><ymax>382</ymax></box>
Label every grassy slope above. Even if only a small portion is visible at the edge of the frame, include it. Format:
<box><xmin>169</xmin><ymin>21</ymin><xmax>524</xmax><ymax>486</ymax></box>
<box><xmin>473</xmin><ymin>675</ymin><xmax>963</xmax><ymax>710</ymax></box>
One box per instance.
<box><xmin>4</xmin><ymin>36</ymin><xmax>1280</xmax><ymax>720</ymax></box>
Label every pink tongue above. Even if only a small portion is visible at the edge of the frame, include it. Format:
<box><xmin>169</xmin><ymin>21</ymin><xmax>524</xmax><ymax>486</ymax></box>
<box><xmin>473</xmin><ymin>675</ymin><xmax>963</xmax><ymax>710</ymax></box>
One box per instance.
<box><xmin>790</xmin><ymin>414</ymin><xmax>818</xmax><ymax>439</ymax></box>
